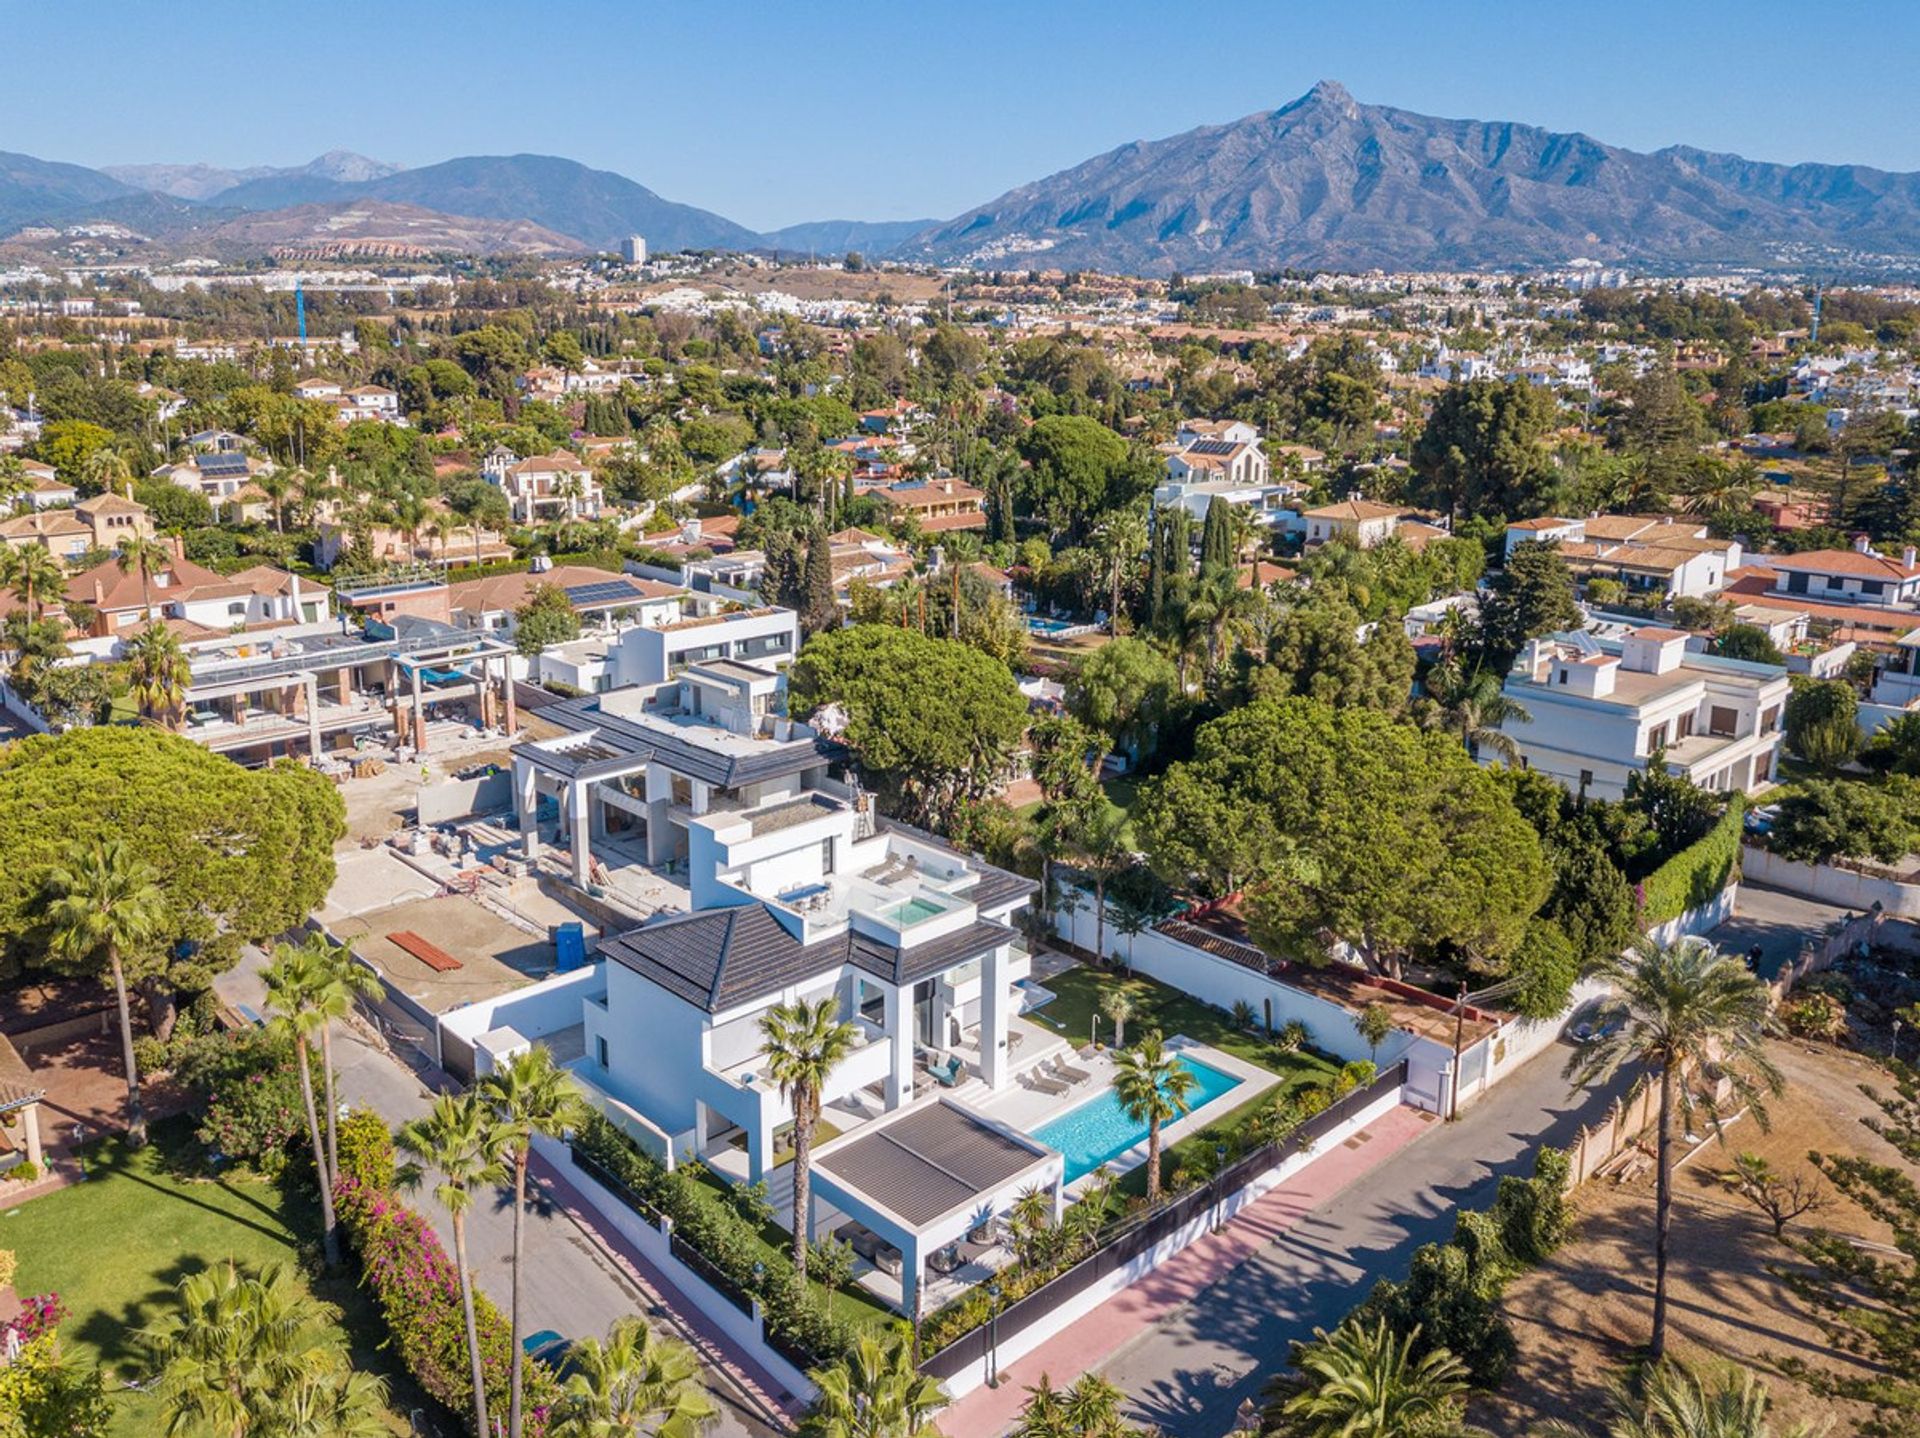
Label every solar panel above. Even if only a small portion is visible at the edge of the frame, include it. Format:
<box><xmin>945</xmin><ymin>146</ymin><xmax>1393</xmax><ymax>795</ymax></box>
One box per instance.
<box><xmin>1186</xmin><ymin>438</ymin><xmax>1238</xmax><ymax>456</ymax></box>
<box><xmin>563</xmin><ymin>580</ymin><xmax>639</xmax><ymax>606</ymax></box>
<box><xmin>197</xmin><ymin>453</ymin><xmax>250</xmax><ymax>477</ymax></box>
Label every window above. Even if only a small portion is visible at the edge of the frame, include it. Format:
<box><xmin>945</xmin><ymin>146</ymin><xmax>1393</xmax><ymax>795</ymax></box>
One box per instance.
<box><xmin>1708</xmin><ymin>705</ymin><xmax>1738</xmax><ymax>737</ymax></box>
<box><xmin>820</xmin><ymin>837</ymin><xmax>835</xmax><ymax>875</ymax></box>
<box><xmin>1864</xmin><ymin>580</ymin><xmax>1887</xmax><ymax>596</ymax></box>
<box><xmin>1675</xmin><ymin>712</ymin><xmax>1695</xmax><ymax>740</ymax></box>
<box><xmin>1557</xmin><ymin>668</ymin><xmax>1568</xmax><ymax>685</ymax></box>
<box><xmin>227</xmin><ymin>602</ymin><xmax>246</xmax><ymax>618</ymax></box>
<box><xmin>595</xmin><ymin>1035</ymin><xmax>608</xmax><ymax>1068</ymax></box>
<box><xmin>1646</xmin><ymin>723</ymin><xmax>1668</xmax><ymax>753</ymax></box>
<box><xmin>1762</xmin><ymin>705</ymin><xmax>1781</xmax><ymax>732</ymax></box>
<box><xmin>1787</xmin><ymin>572</ymin><xmax>1809</xmax><ymax>594</ymax></box>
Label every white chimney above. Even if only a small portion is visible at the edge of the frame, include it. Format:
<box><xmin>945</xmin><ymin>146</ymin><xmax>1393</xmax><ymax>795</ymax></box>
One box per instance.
<box><xmin>1854</xmin><ymin>532</ymin><xmax>1873</xmax><ymax>554</ymax></box>
<box><xmin>1904</xmin><ymin>546</ymin><xmax>1916</xmax><ymax>570</ymax></box>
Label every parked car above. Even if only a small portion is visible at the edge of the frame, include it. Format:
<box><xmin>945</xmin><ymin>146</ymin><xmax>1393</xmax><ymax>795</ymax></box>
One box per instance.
<box><xmin>1563</xmin><ymin>1001</ymin><xmax>1623</xmax><ymax>1046</ymax></box>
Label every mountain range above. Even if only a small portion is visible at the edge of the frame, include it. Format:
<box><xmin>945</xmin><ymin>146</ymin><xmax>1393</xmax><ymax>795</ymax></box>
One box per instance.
<box><xmin>6</xmin><ymin>85</ymin><xmax>1920</xmax><ymax>272</ymax></box>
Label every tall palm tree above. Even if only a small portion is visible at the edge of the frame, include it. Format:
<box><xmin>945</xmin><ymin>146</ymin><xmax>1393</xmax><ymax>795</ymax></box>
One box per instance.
<box><xmin>124</xmin><ymin>620</ymin><xmax>191</xmax><ymax>728</ymax></box>
<box><xmin>396</xmin><ymin>1092</ymin><xmax>506</xmax><ymax>1438</ymax></box>
<box><xmin>1567</xmin><ymin>937</ymin><xmax>1782</xmax><ymax>1359</ymax></box>
<box><xmin>285</xmin><ymin>933</ymin><xmax>382</xmax><ymax>1183</ymax></box>
<box><xmin>1179</xmin><ymin>573</ymin><xmax>1263</xmax><ymax>692</ymax></box>
<box><xmin>1111</xmin><ymin>1031</ymin><xmax>1198</xmax><ymax>1206</ymax></box>
<box><xmin>553</xmin><ymin>1315</ymin><xmax>716</xmax><ymax>1438</ymax></box>
<box><xmin>43</xmin><ymin>838</ymin><xmax>163</xmax><ymax>1146</ymax></box>
<box><xmin>145</xmin><ymin>1260</ymin><xmax>381</xmax><ymax>1438</ymax></box>
<box><xmin>802</xmin><ymin>1331</ymin><xmax>946</xmax><ymax>1438</ymax></box>
<box><xmin>1070</xmin><ymin>802</ymin><xmax>1132</xmax><ymax>964</ymax></box>
<box><xmin>116</xmin><ymin>533</ymin><xmax>172</xmax><ymax>622</ymax></box>
<box><xmin>1099</xmin><ymin>988</ymin><xmax>1135</xmax><ymax>1049</ymax></box>
<box><xmin>480</xmin><ymin>1045</ymin><xmax>587</xmax><ymax>1438</ymax></box>
<box><xmin>83</xmin><ymin>447</ymin><xmax>134</xmax><ymax>499</ymax></box>
<box><xmin>1427</xmin><ymin>661</ymin><xmax>1531</xmax><ymax>765</ymax></box>
<box><xmin>759</xmin><ymin>997</ymin><xmax>857</xmax><ymax>1274</ymax></box>
<box><xmin>1266</xmin><ymin>1317</ymin><xmax>1481</xmax><ymax>1438</ymax></box>
<box><xmin>1535</xmin><ymin>1360</ymin><xmax>1820</xmax><ymax>1438</ymax></box>
<box><xmin>7</xmin><ymin>543</ymin><xmax>66</xmax><ymax>618</ymax></box>
<box><xmin>262</xmin><ymin>941</ymin><xmax>342</xmax><ymax>1271</ymax></box>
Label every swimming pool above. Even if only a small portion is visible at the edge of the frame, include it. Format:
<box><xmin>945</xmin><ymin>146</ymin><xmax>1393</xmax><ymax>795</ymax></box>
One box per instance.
<box><xmin>1026</xmin><ymin>617</ymin><xmax>1078</xmax><ymax>636</ymax></box>
<box><xmin>883</xmin><ymin>896</ymin><xmax>946</xmax><ymax>927</ymax></box>
<box><xmin>1030</xmin><ymin>1055</ymin><xmax>1242</xmax><ymax>1182</ymax></box>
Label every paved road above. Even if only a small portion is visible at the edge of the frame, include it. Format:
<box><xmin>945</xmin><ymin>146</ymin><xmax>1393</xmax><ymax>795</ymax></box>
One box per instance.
<box><xmin>218</xmin><ymin>951</ymin><xmax>779</xmax><ymax>1438</ymax></box>
<box><xmin>1706</xmin><ymin>882</ymin><xmax>1856</xmax><ymax>980</ymax></box>
<box><xmin>1098</xmin><ymin>1040</ymin><xmax>1634</xmax><ymax>1438</ymax></box>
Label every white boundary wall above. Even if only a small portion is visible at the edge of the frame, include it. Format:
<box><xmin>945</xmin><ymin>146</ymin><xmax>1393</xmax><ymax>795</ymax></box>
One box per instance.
<box><xmin>1744</xmin><ymin>848</ymin><xmax>1920</xmax><ymax>916</ymax></box>
<box><xmin>935</xmin><ymin>1084</ymin><xmax>1406</xmax><ymax>1398</ymax></box>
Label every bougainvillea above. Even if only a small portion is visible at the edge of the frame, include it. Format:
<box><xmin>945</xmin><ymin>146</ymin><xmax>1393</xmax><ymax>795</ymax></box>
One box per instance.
<box><xmin>1</xmin><ymin>1291</ymin><xmax>66</xmax><ymax>1349</ymax></box>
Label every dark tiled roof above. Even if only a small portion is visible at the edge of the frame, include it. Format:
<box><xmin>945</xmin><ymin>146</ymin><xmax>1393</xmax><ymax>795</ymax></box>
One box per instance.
<box><xmin>815</xmin><ymin>1102</ymin><xmax>1048</xmax><ymax>1227</ymax></box>
<box><xmin>598</xmin><ymin>906</ymin><xmax>1015</xmax><ymax>1014</ymax></box>
<box><xmin>876</xmin><ymin>818</ymin><xmax>1040</xmax><ymax>914</ymax></box>
<box><xmin>540</xmin><ymin>694</ymin><xmax>829</xmax><ymax>789</ymax></box>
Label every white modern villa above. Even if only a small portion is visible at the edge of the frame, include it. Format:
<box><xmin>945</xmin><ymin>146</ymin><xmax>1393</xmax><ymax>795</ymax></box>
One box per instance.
<box><xmin>482</xmin><ymin>656</ymin><xmax>1270</xmax><ymax>1315</ymax></box>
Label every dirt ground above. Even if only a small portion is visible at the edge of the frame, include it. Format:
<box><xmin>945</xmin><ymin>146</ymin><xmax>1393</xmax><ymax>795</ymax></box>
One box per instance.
<box><xmin>337</xmin><ymin>727</ymin><xmax>549</xmax><ymax>845</ymax></box>
<box><xmin>327</xmin><ymin>893</ymin><xmax>556</xmax><ymax>1015</ymax></box>
<box><xmin>1479</xmin><ymin>1040</ymin><xmax>1910</xmax><ymax>1435</ymax></box>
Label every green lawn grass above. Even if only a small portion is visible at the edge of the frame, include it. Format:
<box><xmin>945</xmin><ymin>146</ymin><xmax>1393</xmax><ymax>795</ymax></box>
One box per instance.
<box><xmin>4</xmin><ymin>1118</ymin><xmax>419</xmax><ymax>1437</ymax></box>
<box><xmin>1026</xmin><ymin>963</ymin><xmax>1346</xmax><ymax>1197</ymax></box>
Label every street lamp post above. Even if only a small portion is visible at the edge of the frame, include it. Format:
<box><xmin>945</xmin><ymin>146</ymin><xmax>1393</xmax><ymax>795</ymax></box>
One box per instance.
<box><xmin>986</xmin><ymin>1281</ymin><xmax>1003</xmax><ymax>1388</ymax></box>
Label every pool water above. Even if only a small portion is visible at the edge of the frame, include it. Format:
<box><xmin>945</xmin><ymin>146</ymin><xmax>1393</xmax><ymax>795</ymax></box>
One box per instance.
<box><xmin>1030</xmin><ymin>1055</ymin><xmax>1242</xmax><ymax>1182</ymax></box>
<box><xmin>1026</xmin><ymin>617</ymin><xmax>1077</xmax><ymax>636</ymax></box>
<box><xmin>884</xmin><ymin>896</ymin><xmax>945</xmax><ymax>927</ymax></box>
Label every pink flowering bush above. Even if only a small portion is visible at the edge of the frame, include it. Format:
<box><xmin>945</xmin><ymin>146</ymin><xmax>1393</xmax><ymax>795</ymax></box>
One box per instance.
<box><xmin>335</xmin><ymin>1169</ymin><xmax>556</xmax><ymax>1434</ymax></box>
<box><xmin>1</xmin><ymin>1291</ymin><xmax>65</xmax><ymax>1348</ymax></box>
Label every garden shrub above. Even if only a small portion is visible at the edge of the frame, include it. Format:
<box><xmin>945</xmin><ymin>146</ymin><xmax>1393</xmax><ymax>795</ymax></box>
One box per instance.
<box><xmin>1780</xmin><ymin>991</ymin><xmax>1847</xmax><ymax>1041</ymax></box>
<box><xmin>175</xmin><ymin>1027</ymin><xmax>304</xmax><ymax>1175</ymax></box>
<box><xmin>1356</xmin><ymin>1241</ymin><xmax>1517</xmax><ymax>1387</ymax></box>
<box><xmin>337</xmin><ymin>1107</ymin><xmax>396</xmax><ymax>1193</ymax></box>
<box><xmin>1490</xmin><ymin>1146</ymin><xmax>1573</xmax><ymax>1266</ymax></box>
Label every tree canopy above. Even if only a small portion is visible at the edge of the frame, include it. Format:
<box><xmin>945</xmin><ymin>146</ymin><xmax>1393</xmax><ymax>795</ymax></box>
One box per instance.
<box><xmin>0</xmin><ymin>728</ymin><xmax>344</xmax><ymax>989</ymax></box>
<box><xmin>787</xmin><ymin>626</ymin><xmax>1028</xmax><ymax>827</ymax></box>
<box><xmin>1135</xmin><ymin>698</ymin><xmax>1548</xmax><ymax>977</ymax></box>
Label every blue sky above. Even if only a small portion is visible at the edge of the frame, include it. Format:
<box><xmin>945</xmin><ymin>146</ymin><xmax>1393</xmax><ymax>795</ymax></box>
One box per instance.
<box><xmin>6</xmin><ymin>0</ymin><xmax>1914</xmax><ymax>232</ymax></box>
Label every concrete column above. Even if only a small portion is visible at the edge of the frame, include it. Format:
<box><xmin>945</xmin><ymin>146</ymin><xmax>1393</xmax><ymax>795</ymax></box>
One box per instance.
<box><xmin>899</xmin><ymin>1235</ymin><xmax>922</xmax><ymax>1321</ymax></box>
<box><xmin>410</xmin><ymin>664</ymin><xmax>427</xmax><ymax>753</ymax></box>
<box><xmin>22</xmin><ymin>1102</ymin><xmax>41</xmax><ymax>1168</ymax></box>
<box><xmin>479</xmin><ymin>656</ymin><xmax>498</xmax><ymax>730</ymax></box>
<box><xmin>514</xmin><ymin>756</ymin><xmax>541</xmax><ymax>862</ymax></box>
<box><xmin>569</xmin><ymin>779</ymin><xmax>592</xmax><ymax>887</ymax></box>
<box><xmin>980</xmin><ymin>944</ymin><xmax>1011</xmax><ymax>1090</ymax></box>
<box><xmin>502</xmin><ymin>666</ymin><xmax>518</xmax><ymax>735</ymax></box>
<box><xmin>305</xmin><ymin>675</ymin><xmax>321</xmax><ymax>760</ymax></box>
<box><xmin>884</xmin><ymin>983</ymin><xmax>914</xmax><ymax>1110</ymax></box>
<box><xmin>749</xmin><ymin>1110</ymin><xmax>775</xmax><ymax>1185</ymax></box>
<box><xmin>334</xmin><ymin>666</ymin><xmax>353</xmax><ymax>706</ymax></box>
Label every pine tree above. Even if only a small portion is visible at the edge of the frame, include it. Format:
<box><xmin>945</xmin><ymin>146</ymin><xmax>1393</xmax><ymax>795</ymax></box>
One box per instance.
<box><xmin>763</xmin><ymin>530</ymin><xmax>802</xmax><ymax>611</ymax></box>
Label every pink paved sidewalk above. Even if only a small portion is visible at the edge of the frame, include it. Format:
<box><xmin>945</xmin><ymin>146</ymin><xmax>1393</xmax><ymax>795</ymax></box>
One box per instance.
<box><xmin>530</xmin><ymin>1149</ymin><xmax>807</xmax><ymax>1424</ymax></box>
<box><xmin>941</xmin><ymin>1104</ymin><xmax>1436</xmax><ymax>1437</ymax></box>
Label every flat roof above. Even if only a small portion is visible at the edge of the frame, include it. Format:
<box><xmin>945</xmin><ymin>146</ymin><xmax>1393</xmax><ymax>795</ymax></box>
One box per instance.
<box><xmin>814</xmin><ymin>1101</ymin><xmax>1051</xmax><ymax>1229</ymax></box>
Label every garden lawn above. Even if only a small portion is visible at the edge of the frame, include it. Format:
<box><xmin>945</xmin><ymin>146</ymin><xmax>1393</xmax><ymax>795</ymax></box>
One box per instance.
<box><xmin>4</xmin><ymin>1117</ymin><xmax>418</xmax><ymax>1437</ymax></box>
<box><xmin>686</xmin><ymin>1166</ymin><xmax>897</xmax><ymax>1332</ymax></box>
<box><xmin>1026</xmin><ymin>962</ymin><xmax>1346</xmax><ymax>1198</ymax></box>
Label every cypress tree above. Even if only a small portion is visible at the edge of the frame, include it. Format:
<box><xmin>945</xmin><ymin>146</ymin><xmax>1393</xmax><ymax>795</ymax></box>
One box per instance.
<box><xmin>1200</xmin><ymin>495</ymin><xmax>1234</xmax><ymax>578</ymax></box>
<box><xmin>802</xmin><ymin>525</ymin><xmax>837</xmax><ymax>636</ymax></box>
<box><xmin>1148</xmin><ymin>507</ymin><xmax>1167</xmax><ymax>628</ymax></box>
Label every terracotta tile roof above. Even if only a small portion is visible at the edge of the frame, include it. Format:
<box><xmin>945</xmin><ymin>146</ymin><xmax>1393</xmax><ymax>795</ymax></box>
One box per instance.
<box><xmin>1304</xmin><ymin>499</ymin><xmax>1405</xmax><ymax>522</ymax></box>
<box><xmin>1631</xmin><ymin>626</ymin><xmax>1690</xmax><ymax>642</ymax></box>
<box><xmin>1769</xmin><ymin>548</ymin><xmax>1920</xmax><ymax>581</ymax></box>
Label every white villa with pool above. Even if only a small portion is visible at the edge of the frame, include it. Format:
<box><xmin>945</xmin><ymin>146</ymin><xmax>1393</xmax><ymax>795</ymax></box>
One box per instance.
<box><xmin>478</xmin><ymin>662</ymin><xmax>1269</xmax><ymax>1315</ymax></box>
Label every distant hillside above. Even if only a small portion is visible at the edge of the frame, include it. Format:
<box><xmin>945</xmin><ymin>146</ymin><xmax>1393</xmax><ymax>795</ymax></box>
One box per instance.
<box><xmin>0</xmin><ymin>151</ymin><xmax>139</xmax><ymax>230</ymax></box>
<box><xmin>759</xmin><ymin>217</ymin><xmax>940</xmax><ymax>257</ymax></box>
<box><xmin>215</xmin><ymin>153</ymin><xmax>756</xmax><ymax>253</ymax></box>
<box><xmin>104</xmin><ymin>151</ymin><xmax>401</xmax><ymax>202</ymax></box>
<box><xmin>902</xmin><ymin>80</ymin><xmax>1920</xmax><ymax>273</ymax></box>
<box><xmin>190</xmin><ymin>199</ymin><xmax>582</xmax><ymax>258</ymax></box>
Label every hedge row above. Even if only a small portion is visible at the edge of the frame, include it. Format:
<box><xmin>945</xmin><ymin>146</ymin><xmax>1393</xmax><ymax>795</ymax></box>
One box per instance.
<box><xmin>334</xmin><ymin>1110</ymin><xmax>558</xmax><ymax>1435</ymax></box>
<box><xmin>1640</xmin><ymin>796</ymin><xmax>1746</xmax><ymax>925</ymax></box>
<box><xmin>571</xmin><ymin>1112</ymin><xmax>859</xmax><ymax>1363</ymax></box>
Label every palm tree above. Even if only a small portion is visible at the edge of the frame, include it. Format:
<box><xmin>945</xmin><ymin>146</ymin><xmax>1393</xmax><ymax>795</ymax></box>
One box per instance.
<box><xmin>1099</xmin><ymin>988</ymin><xmax>1135</xmax><ymax>1049</ymax></box>
<box><xmin>1180</xmin><ymin>573</ymin><xmax>1263</xmax><ymax>692</ymax></box>
<box><xmin>1535</xmin><ymin>1360</ymin><xmax>1819</xmax><ymax>1438</ymax></box>
<box><xmin>802</xmin><ymin>1330</ymin><xmax>946</xmax><ymax>1438</ymax></box>
<box><xmin>288</xmin><ymin>934</ymin><xmax>382</xmax><ymax>1183</ymax></box>
<box><xmin>262</xmin><ymin>940</ymin><xmax>343</xmax><ymax>1271</ymax></box>
<box><xmin>145</xmin><ymin>1260</ymin><xmax>382</xmax><ymax>1438</ymax></box>
<box><xmin>397</xmin><ymin>1092</ymin><xmax>505</xmax><ymax>1438</ymax></box>
<box><xmin>7</xmin><ymin>542</ymin><xmax>66</xmax><ymax>618</ymax></box>
<box><xmin>1108</xmin><ymin>879</ymin><xmax>1160</xmax><ymax>975</ymax></box>
<box><xmin>116</xmin><ymin>533</ymin><xmax>172</xmax><ymax>622</ymax></box>
<box><xmin>759</xmin><ymin>997</ymin><xmax>857</xmax><ymax>1274</ymax></box>
<box><xmin>1011</xmin><ymin>1372</ymin><xmax>1137</xmax><ymax>1437</ymax></box>
<box><xmin>1427</xmin><ymin>660</ymin><xmax>1531</xmax><ymax>765</ymax></box>
<box><xmin>480</xmin><ymin>1045</ymin><xmax>587</xmax><ymax>1438</ymax></box>
<box><xmin>1267</xmin><ymin>1317</ymin><xmax>1481</xmax><ymax>1438</ymax></box>
<box><xmin>82</xmin><ymin>446</ymin><xmax>134</xmax><ymax>499</ymax></box>
<box><xmin>42</xmin><ymin>838</ymin><xmax>163</xmax><ymax>1146</ymax></box>
<box><xmin>1110</xmin><ymin>1030</ymin><xmax>1198</xmax><ymax>1206</ymax></box>
<box><xmin>553</xmin><ymin>1316</ymin><xmax>716</xmax><ymax>1438</ymax></box>
<box><xmin>1065</xmin><ymin>802</ymin><xmax>1132</xmax><ymax>965</ymax></box>
<box><xmin>254</xmin><ymin>469</ymin><xmax>293</xmax><ymax>533</ymax></box>
<box><xmin>1567</xmin><ymin>937</ymin><xmax>1782</xmax><ymax>1359</ymax></box>
<box><xmin>124</xmin><ymin>620</ymin><xmax>191</xmax><ymax>728</ymax></box>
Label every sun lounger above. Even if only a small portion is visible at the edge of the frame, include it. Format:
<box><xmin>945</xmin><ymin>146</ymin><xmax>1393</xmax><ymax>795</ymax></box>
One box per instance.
<box><xmin>1052</xmin><ymin>1056</ymin><xmax>1093</xmax><ymax>1084</ymax></box>
<box><xmin>1024</xmin><ymin>1069</ymin><xmax>1069</xmax><ymax>1096</ymax></box>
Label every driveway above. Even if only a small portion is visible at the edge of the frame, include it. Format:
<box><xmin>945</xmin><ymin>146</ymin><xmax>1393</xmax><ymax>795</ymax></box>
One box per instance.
<box><xmin>1707</xmin><ymin>883</ymin><xmax>1857</xmax><ymax>980</ymax></box>
<box><xmin>1088</xmin><ymin>1041</ymin><xmax>1636</xmax><ymax>1438</ymax></box>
